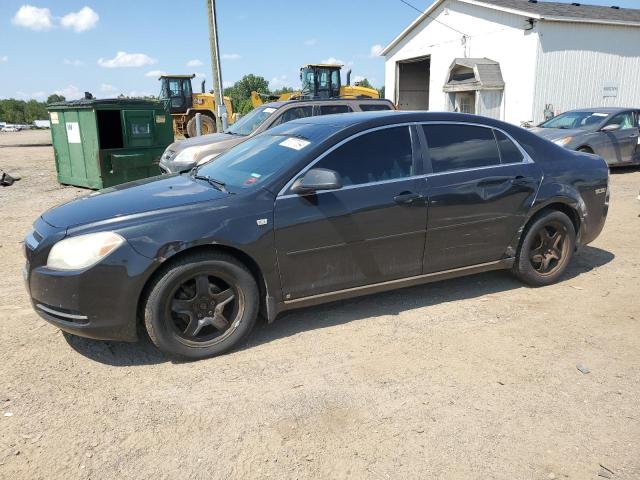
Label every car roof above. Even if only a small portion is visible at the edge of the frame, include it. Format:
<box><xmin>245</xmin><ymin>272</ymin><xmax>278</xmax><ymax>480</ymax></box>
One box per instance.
<box><xmin>268</xmin><ymin>110</ymin><xmax>518</xmax><ymax>139</ymax></box>
<box><xmin>260</xmin><ymin>98</ymin><xmax>393</xmax><ymax>109</ymax></box>
<box><xmin>568</xmin><ymin>107</ymin><xmax>636</xmax><ymax>114</ymax></box>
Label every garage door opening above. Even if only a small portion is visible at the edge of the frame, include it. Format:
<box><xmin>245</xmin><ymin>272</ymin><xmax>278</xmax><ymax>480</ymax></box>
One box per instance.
<box><xmin>396</xmin><ymin>57</ymin><xmax>430</xmax><ymax>110</ymax></box>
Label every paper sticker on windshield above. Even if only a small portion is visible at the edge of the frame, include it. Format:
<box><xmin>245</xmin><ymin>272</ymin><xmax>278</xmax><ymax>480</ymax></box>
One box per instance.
<box><xmin>592</xmin><ymin>113</ymin><xmax>608</xmax><ymax>117</ymax></box>
<box><xmin>280</xmin><ymin>137</ymin><xmax>310</xmax><ymax>150</ymax></box>
<box><xmin>263</xmin><ymin>107</ymin><xmax>276</xmax><ymax>114</ymax></box>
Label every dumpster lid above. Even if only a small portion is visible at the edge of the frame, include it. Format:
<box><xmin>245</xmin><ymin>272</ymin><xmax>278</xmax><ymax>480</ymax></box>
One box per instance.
<box><xmin>48</xmin><ymin>98</ymin><xmax>166</xmax><ymax>109</ymax></box>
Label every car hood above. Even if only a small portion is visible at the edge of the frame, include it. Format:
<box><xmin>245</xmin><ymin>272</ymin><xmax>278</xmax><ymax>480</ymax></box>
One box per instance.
<box><xmin>167</xmin><ymin>132</ymin><xmax>246</xmax><ymax>152</ymax></box>
<box><xmin>529</xmin><ymin>127</ymin><xmax>586</xmax><ymax>141</ymax></box>
<box><xmin>42</xmin><ymin>174</ymin><xmax>229</xmax><ymax>229</ymax></box>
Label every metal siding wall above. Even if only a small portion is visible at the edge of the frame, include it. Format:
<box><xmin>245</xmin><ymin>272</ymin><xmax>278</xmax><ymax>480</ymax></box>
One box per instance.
<box><xmin>477</xmin><ymin>90</ymin><xmax>503</xmax><ymax>119</ymax></box>
<box><xmin>533</xmin><ymin>22</ymin><xmax>640</xmax><ymax>123</ymax></box>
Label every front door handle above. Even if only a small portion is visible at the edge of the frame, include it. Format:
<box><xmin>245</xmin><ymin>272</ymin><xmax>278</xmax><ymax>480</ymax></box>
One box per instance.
<box><xmin>393</xmin><ymin>192</ymin><xmax>423</xmax><ymax>205</ymax></box>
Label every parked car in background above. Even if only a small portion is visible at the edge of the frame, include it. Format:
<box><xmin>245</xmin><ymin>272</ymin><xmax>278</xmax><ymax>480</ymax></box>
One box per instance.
<box><xmin>530</xmin><ymin>108</ymin><xmax>640</xmax><ymax>166</ymax></box>
<box><xmin>1</xmin><ymin>126</ymin><xmax>20</xmax><ymax>132</ymax></box>
<box><xmin>159</xmin><ymin>98</ymin><xmax>395</xmax><ymax>173</ymax></box>
<box><xmin>25</xmin><ymin>111</ymin><xmax>609</xmax><ymax>359</ymax></box>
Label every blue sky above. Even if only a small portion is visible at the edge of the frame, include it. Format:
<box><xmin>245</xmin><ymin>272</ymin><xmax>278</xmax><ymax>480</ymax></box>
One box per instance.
<box><xmin>1</xmin><ymin>0</ymin><xmax>639</xmax><ymax>101</ymax></box>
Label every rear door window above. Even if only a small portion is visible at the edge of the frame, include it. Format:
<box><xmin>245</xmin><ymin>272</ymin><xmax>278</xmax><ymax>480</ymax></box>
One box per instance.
<box><xmin>494</xmin><ymin>130</ymin><xmax>524</xmax><ymax>164</ymax></box>
<box><xmin>422</xmin><ymin>124</ymin><xmax>501</xmax><ymax>173</ymax></box>
<box><xmin>271</xmin><ymin>106</ymin><xmax>313</xmax><ymax>127</ymax></box>
<box><xmin>319</xmin><ymin>105</ymin><xmax>353</xmax><ymax>115</ymax></box>
<box><xmin>313</xmin><ymin>126</ymin><xmax>413</xmax><ymax>186</ymax></box>
<box><xmin>606</xmin><ymin>111</ymin><xmax>634</xmax><ymax>130</ymax></box>
<box><xmin>359</xmin><ymin>103</ymin><xmax>392</xmax><ymax>112</ymax></box>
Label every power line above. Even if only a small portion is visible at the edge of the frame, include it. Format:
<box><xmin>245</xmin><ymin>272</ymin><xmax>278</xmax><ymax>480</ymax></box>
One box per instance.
<box><xmin>398</xmin><ymin>0</ymin><xmax>469</xmax><ymax>37</ymax></box>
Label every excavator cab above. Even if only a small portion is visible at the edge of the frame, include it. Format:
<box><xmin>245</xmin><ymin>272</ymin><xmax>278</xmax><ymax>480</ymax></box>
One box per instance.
<box><xmin>300</xmin><ymin>64</ymin><xmax>342</xmax><ymax>99</ymax></box>
<box><xmin>158</xmin><ymin>74</ymin><xmax>194</xmax><ymax>114</ymax></box>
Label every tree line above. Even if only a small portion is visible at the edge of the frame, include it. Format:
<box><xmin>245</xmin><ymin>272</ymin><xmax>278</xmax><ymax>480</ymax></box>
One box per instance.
<box><xmin>0</xmin><ymin>94</ymin><xmax>65</xmax><ymax>124</ymax></box>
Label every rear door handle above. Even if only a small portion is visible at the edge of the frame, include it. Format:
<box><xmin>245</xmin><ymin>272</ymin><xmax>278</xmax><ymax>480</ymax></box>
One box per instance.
<box><xmin>512</xmin><ymin>175</ymin><xmax>529</xmax><ymax>185</ymax></box>
<box><xmin>393</xmin><ymin>192</ymin><xmax>423</xmax><ymax>205</ymax></box>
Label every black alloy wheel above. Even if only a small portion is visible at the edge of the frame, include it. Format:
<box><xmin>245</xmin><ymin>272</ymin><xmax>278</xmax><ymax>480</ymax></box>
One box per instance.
<box><xmin>144</xmin><ymin>252</ymin><xmax>259</xmax><ymax>359</ymax></box>
<box><xmin>168</xmin><ymin>273</ymin><xmax>241</xmax><ymax>344</ymax></box>
<box><xmin>528</xmin><ymin>220</ymin><xmax>570</xmax><ymax>276</ymax></box>
<box><xmin>513</xmin><ymin>210</ymin><xmax>576</xmax><ymax>286</ymax></box>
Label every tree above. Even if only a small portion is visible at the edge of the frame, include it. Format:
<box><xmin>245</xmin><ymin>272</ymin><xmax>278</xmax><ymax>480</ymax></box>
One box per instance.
<box><xmin>46</xmin><ymin>94</ymin><xmax>65</xmax><ymax>104</ymax></box>
<box><xmin>224</xmin><ymin>74</ymin><xmax>269</xmax><ymax>115</ymax></box>
<box><xmin>356</xmin><ymin>78</ymin><xmax>374</xmax><ymax>89</ymax></box>
<box><xmin>378</xmin><ymin>86</ymin><xmax>385</xmax><ymax>99</ymax></box>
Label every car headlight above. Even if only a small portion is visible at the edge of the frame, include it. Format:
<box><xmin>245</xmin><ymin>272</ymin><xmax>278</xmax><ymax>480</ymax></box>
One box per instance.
<box><xmin>553</xmin><ymin>136</ymin><xmax>573</xmax><ymax>146</ymax></box>
<box><xmin>47</xmin><ymin>232</ymin><xmax>125</xmax><ymax>271</ymax></box>
<box><xmin>196</xmin><ymin>152</ymin><xmax>221</xmax><ymax>166</ymax></box>
<box><xmin>172</xmin><ymin>146</ymin><xmax>203</xmax><ymax>167</ymax></box>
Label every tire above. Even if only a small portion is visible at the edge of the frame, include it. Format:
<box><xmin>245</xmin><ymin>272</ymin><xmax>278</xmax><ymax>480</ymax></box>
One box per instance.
<box><xmin>143</xmin><ymin>252</ymin><xmax>259</xmax><ymax>360</ymax></box>
<box><xmin>512</xmin><ymin>210</ymin><xmax>576</xmax><ymax>287</ymax></box>
<box><xmin>186</xmin><ymin>114</ymin><xmax>216</xmax><ymax>137</ymax></box>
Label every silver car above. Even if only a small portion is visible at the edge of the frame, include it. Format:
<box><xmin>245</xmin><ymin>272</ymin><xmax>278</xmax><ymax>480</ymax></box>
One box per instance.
<box><xmin>159</xmin><ymin>98</ymin><xmax>395</xmax><ymax>173</ymax></box>
<box><xmin>530</xmin><ymin>108</ymin><xmax>640</xmax><ymax>166</ymax></box>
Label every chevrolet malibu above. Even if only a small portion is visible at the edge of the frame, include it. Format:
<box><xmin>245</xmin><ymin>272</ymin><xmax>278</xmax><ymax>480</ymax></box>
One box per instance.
<box><xmin>24</xmin><ymin>111</ymin><xmax>609</xmax><ymax>359</ymax></box>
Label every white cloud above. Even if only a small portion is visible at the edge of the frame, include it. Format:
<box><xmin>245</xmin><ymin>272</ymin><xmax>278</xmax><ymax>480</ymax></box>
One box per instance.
<box><xmin>12</xmin><ymin>5</ymin><xmax>53</xmax><ymax>31</ymax></box>
<box><xmin>98</xmin><ymin>51</ymin><xmax>156</xmax><ymax>68</ymax></box>
<box><xmin>63</xmin><ymin>58</ymin><xmax>83</xmax><ymax>66</ymax></box>
<box><xmin>222</xmin><ymin>53</ymin><xmax>241</xmax><ymax>60</ymax></box>
<box><xmin>195</xmin><ymin>72</ymin><xmax>206</xmax><ymax>79</ymax></box>
<box><xmin>60</xmin><ymin>6</ymin><xmax>99</xmax><ymax>33</ymax></box>
<box><xmin>54</xmin><ymin>85</ymin><xmax>83</xmax><ymax>100</ymax></box>
<box><xmin>145</xmin><ymin>69</ymin><xmax>166</xmax><ymax>77</ymax></box>
<box><xmin>269</xmin><ymin>75</ymin><xmax>290</xmax><ymax>90</ymax></box>
<box><xmin>369</xmin><ymin>44</ymin><xmax>384</xmax><ymax>57</ymax></box>
<box><xmin>353</xmin><ymin>75</ymin><xmax>365</xmax><ymax>83</ymax></box>
<box><xmin>31</xmin><ymin>91</ymin><xmax>46</xmax><ymax>100</ymax></box>
<box><xmin>187</xmin><ymin>59</ymin><xmax>203</xmax><ymax>67</ymax></box>
<box><xmin>321</xmin><ymin>57</ymin><xmax>345</xmax><ymax>65</ymax></box>
<box><xmin>100</xmin><ymin>83</ymin><xmax>117</xmax><ymax>93</ymax></box>
<box><xmin>304</xmin><ymin>38</ymin><xmax>318</xmax><ymax>46</ymax></box>
<box><xmin>223</xmin><ymin>80</ymin><xmax>234</xmax><ymax>88</ymax></box>
<box><xmin>0</xmin><ymin>56</ymin><xmax>8</xmax><ymax>63</ymax></box>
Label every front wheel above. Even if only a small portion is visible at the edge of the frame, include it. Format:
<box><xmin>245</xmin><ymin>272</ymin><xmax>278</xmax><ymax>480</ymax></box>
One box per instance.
<box><xmin>512</xmin><ymin>210</ymin><xmax>576</xmax><ymax>287</ymax></box>
<box><xmin>144</xmin><ymin>252</ymin><xmax>259</xmax><ymax>360</ymax></box>
<box><xmin>186</xmin><ymin>114</ymin><xmax>216</xmax><ymax>137</ymax></box>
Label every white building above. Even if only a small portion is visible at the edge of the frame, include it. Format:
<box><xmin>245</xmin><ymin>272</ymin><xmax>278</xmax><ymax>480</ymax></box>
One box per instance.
<box><xmin>382</xmin><ymin>0</ymin><xmax>640</xmax><ymax>125</ymax></box>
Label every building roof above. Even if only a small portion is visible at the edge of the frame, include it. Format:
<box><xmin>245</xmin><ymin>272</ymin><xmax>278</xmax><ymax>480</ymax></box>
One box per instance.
<box><xmin>444</xmin><ymin>58</ymin><xmax>505</xmax><ymax>91</ymax></box>
<box><xmin>381</xmin><ymin>0</ymin><xmax>640</xmax><ymax>55</ymax></box>
<box><xmin>478</xmin><ymin>0</ymin><xmax>640</xmax><ymax>24</ymax></box>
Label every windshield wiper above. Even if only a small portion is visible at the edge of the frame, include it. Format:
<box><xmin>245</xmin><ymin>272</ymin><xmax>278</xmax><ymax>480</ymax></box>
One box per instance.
<box><xmin>193</xmin><ymin>174</ymin><xmax>228</xmax><ymax>192</ymax></box>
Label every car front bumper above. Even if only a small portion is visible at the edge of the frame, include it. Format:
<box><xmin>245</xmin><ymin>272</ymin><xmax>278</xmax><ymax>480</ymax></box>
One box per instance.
<box><xmin>24</xmin><ymin>219</ymin><xmax>155</xmax><ymax>342</ymax></box>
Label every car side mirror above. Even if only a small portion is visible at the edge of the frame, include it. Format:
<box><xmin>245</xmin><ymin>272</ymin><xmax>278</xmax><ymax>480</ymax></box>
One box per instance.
<box><xmin>290</xmin><ymin>168</ymin><xmax>342</xmax><ymax>194</ymax></box>
<box><xmin>601</xmin><ymin>123</ymin><xmax>621</xmax><ymax>132</ymax></box>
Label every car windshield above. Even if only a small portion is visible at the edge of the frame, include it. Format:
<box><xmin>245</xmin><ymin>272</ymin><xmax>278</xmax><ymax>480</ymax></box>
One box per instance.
<box><xmin>194</xmin><ymin>133</ymin><xmax>309</xmax><ymax>191</ymax></box>
<box><xmin>539</xmin><ymin>111</ymin><xmax>610</xmax><ymax>130</ymax></box>
<box><xmin>225</xmin><ymin>106</ymin><xmax>277</xmax><ymax>136</ymax></box>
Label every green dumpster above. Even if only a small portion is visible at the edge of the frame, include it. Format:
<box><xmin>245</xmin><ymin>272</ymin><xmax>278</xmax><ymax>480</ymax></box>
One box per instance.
<box><xmin>47</xmin><ymin>98</ymin><xmax>174</xmax><ymax>189</ymax></box>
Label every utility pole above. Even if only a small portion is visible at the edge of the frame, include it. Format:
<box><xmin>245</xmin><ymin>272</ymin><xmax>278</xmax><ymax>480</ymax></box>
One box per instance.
<box><xmin>206</xmin><ymin>0</ymin><xmax>227</xmax><ymax>131</ymax></box>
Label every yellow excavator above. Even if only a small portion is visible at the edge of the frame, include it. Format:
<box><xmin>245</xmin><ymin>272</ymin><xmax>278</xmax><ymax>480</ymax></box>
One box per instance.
<box><xmin>158</xmin><ymin>74</ymin><xmax>236</xmax><ymax>138</ymax></box>
<box><xmin>251</xmin><ymin>64</ymin><xmax>380</xmax><ymax>108</ymax></box>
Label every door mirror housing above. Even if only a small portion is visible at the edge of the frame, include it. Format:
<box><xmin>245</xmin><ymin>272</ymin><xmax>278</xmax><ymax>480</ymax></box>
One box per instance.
<box><xmin>291</xmin><ymin>168</ymin><xmax>342</xmax><ymax>194</ymax></box>
<box><xmin>601</xmin><ymin>123</ymin><xmax>621</xmax><ymax>132</ymax></box>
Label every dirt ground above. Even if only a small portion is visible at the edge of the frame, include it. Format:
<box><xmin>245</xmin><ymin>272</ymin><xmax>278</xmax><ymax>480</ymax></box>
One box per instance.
<box><xmin>1</xmin><ymin>129</ymin><xmax>639</xmax><ymax>480</ymax></box>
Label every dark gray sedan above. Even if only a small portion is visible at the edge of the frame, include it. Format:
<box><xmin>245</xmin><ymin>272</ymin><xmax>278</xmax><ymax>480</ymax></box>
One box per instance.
<box><xmin>530</xmin><ymin>108</ymin><xmax>640</xmax><ymax>166</ymax></box>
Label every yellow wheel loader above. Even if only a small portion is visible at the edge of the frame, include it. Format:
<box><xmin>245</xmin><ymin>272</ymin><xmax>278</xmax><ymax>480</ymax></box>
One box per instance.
<box><xmin>158</xmin><ymin>74</ymin><xmax>235</xmax><ymax>138</ymax></box>
<box><xmin>251</xmin><ymin>64</ymin><xmax>379</xmax><ymax>108</ymax></box>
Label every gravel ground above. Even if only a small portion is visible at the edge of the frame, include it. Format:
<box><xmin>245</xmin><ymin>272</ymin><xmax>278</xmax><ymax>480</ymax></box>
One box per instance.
<box><xmin>1</xmin><ymin>130</ymin><xmax>639</xmax><ymax>479</ymax></box>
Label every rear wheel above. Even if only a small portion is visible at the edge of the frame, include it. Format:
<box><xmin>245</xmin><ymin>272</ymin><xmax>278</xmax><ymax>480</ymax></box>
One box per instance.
<box><xmin>512</xmin><ymin>210</ymin><xmax>576</xmax><ymax>286</ymax></box>
<box><xmin>186</xmin><ymin>114</ymin><xmax>216</xmax><ymax>137</ymax></box>
<box><xmin>144</xmin><ymin>252</ymin><xmax>259</xmax><ymax>360</ymax></box>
